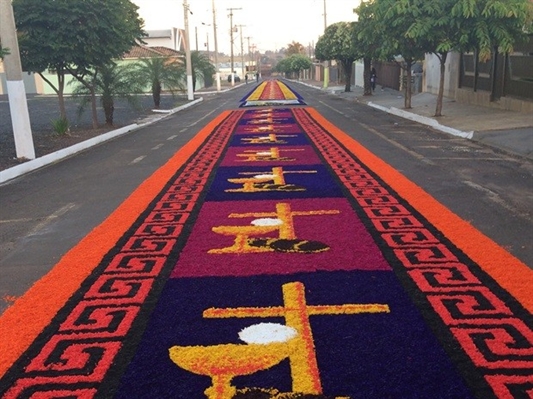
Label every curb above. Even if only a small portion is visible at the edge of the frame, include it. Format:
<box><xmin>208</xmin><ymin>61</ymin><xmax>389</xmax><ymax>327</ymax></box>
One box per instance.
<box><xmin>0</xmin><ymin>97</ymin><xmax>203</xmax><ymax>185</ymax></box>
<box><xmin>367</xmin><ymin>102</ymin><xmax>474</xmax><ymax>139</ymax></box>
<box><xmin>289</xmin><ymin>79</ymin><xmax>475</xmax><ymax>140</ymax></box>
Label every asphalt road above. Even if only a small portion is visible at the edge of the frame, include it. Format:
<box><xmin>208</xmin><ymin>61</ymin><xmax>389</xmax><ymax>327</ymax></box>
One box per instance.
<box><xmin>0</xmin><ymin>82</ymin><xmax>532</xmax><ymax>315</ymax></box>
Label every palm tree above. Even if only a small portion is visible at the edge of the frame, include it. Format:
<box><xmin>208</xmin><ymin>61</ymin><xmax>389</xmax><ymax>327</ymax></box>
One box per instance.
<box><xmin>186</xmin><ymin>51</ymin><xmax>216</xmax><ymax>91</ymax></box>
<box><xmin>133</xmin><ymin>56</ymin><xmax>186</xmax><ymax>108</ymax></box>
<box><xmin>0</xmin><ymin>44</ymin><xmax>9</xmax><ymax>59</ymax></box>
<box><xmin>71</xmin><ymin>62</ymin><xmax>140</xmax><ymax>126</ymax></box>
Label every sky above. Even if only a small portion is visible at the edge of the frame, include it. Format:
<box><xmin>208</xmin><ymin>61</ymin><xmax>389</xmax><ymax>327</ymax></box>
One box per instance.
<box><xmin>132</xmin><ymin>0</ymin><xmax>360</xmax><ymax>55</ymax></box>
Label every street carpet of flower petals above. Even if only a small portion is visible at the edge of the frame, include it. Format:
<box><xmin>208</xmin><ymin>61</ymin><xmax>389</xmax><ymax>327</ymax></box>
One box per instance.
<box><xmin>0</xmin><ymin>79</ymin><xmax>532</xmax><ymax>399</ymax></box>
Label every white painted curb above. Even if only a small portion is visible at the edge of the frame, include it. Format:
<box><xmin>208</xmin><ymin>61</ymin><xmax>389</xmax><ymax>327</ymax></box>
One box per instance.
<box><xmin>0</xmin><ymin>97</ymin><xmax>204</xmax><ymax>185</ymax></box>
<box><xmin>368</xmin><ymin>102</ymin><xmax>474</xmax><ymax>139</ymax></box>
<box><xmin>290</xmin><ymin>79</ymin><xmax>475</xmax><ymax>140</ymax></box>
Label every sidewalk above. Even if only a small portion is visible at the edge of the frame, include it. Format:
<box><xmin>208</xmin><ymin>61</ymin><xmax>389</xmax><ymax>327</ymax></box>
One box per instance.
<box><xmin>292</xmin><ymin>79</ymin><xmax>533</xmax><ymax>159</ymax></box>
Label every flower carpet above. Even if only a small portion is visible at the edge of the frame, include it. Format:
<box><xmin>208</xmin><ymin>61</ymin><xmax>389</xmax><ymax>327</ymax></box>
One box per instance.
<box><xmin>0</xmin><ymin>80</ymin><xmax>532</xmax><ymax>398</ymax></box>
<box><xmin>240</xmin><ymin>80</ymin><xmax>305</xmax><ymax>107</ymax></box>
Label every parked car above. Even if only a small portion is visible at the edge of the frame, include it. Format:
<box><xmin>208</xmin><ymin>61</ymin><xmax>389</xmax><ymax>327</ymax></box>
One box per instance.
<box><xmin>227</xmin><ymin>74</ymin><xmax>241</xmax><ymax>82</ymax></box>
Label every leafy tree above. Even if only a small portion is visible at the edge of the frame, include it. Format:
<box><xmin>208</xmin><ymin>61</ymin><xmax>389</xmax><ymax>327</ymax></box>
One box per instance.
<box><xmin>353</xmin><ymin>2</ymin><xmax>382</xmax><ymax>96</ymax></box>
<box><xmin>356</xmin><ymin>0</ymin><xmax>430</xmax><ymax>107</ymax></box>
<box><xmin>286</xmin><ymin>41</ymin><xmax>305</xmax><ymax>56</ymax></box>
<box><xmin>132</xmin><ymin>56</ymin><xmax>186</xmax><ymax>108</ymax></box>
<box><xmin>397</xmin><ymin>0</ymin><xmax>532</xmax><ymax>116</ymax></box>
<box><xmin>315</xmin><ymin>22</ymin><xmax>360</xmax><ymax>92</ymax></box>
<box><xmin>288</xmin><ymin>54</ymin><xmax>313</xmax><ymax>78</ymax></box>
<box><xmin>274</xmin><ymin>54</ymin><xmax>312</xmax><ymax>79</ymax></box>
<box><xmin>187</xmin><ymin>51</ymin><xmax>216</xmax><ymax>91</ymax></box>
<box><xmin>13</xmin><ymin>0</ymin><xmax>145</xmax><ymax>127</ymax></box>
<box><xmin>71</xmin><ymin>62</ymin><xmax>140</xmax><ymax>126</ymax></box>
<box><xmin>274</xmin><ymin>58</ymin><xmax>291</xmax><ymax>75</ymax></box>
<box><xmin>0</xmin><ymin>42</ymin><xmax>8</xmax><ymax>59</ymax></box>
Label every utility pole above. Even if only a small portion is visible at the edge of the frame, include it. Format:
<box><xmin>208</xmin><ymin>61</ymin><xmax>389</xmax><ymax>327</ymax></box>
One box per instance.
<box><xmin>0</xmin><ymin>0</ymin><xmax>35</xmax><ymax>160</ymax></box>
<box><xmin>236</xmin><ymin>25</ymin><xmax>246</xmax><ymax>80</ymax></box>
<box><xmin>212</xmin><ymin>0</ymin><xmax>221</xmax><ymax>91</ymax></box>
<box><xmin>245</xmin><ymin>36</ymin><xmax>252</xmax><ymax>75</ymax></box>
<box><xmin>250</xmin><ymin>44</ymin><xmax>256</xmax><ymax>75</ymax></box>
<box><xmin>205</xmin><ymin>32</ymin><xmax>210</xmax><ymax>62</ymax></box>
<box><xmin>201</xmin><ymin>22</ymin><xmax>211</xmax><ymax>61</ymax></box>
<box><xmin>323</xmin><ymin>0</ymin><xmax>329</xmax><ymax>89</ymax></box>
<box><xmin>227</xmin><ymin>7</ymin><xmax>242</xmax><ymax>86</ymax></box>
<box><xmin>195</xmin><ymin>26</ymin><xmax>198</xmax><ymax>51</ymax></box>
<box><xmin>183</xmin><ymin>0</ymin><xmax>194</xmax><ymax>100</ymax></box>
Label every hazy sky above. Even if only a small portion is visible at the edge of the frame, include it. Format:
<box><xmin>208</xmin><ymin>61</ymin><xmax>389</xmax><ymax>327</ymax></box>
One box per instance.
<box><xmin>132</xmin><ymin>0</ymin><xmax>360</xmax><ymax>54</ymax></box>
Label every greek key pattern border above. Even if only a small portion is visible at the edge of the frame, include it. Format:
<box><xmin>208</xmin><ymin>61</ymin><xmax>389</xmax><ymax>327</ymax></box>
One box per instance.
<box><xmin>1</xmin><ymin>110</ymin><xmax>244</xmax><ymax>398</ymax></box>
<box><xmin>292</xmin><ymin>107</ymin><xmax>533</xmax><ymax>398</ymax></box>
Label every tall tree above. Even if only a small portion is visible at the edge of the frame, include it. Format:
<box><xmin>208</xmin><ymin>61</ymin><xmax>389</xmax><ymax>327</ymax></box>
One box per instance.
<box><xmin>356</xmin><ymin>0</ymin><xmax>430</xmax><ymax>108</ymax></box>
<box><xmin>286</xmin><ymin>41</ymin><xmax>305</xmax><ymax>56</ymax></box>
<box><xmin>397</xmin><ymin>0</ymin><xmax>532</xmax><ymax>116</ymax></box>
<box><xmin>353</xmin><ymin>1</ymin><xmax>382</xmax><ymax>96</ymax></box>
<box><xmin>315</xmin><ymin>22</ymin><xmax>360</xmax><ymax>92</ymax></box>
<box><xmin>13</xmin><ymin>0</ymin><xmax>145</xmax><ymax>127</ymax></box>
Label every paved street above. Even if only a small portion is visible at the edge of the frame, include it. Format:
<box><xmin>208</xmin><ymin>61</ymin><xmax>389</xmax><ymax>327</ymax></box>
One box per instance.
<box><xmin>0</xmin><ymin>81</ymin><xmax>532</xmax><ymax>316</ymax></box>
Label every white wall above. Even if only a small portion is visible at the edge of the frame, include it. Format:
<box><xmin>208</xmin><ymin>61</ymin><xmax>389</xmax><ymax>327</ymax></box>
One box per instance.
<box><xmin>354</xmin><ymin>60</ymin><xmax>364</xmax><ymax>87</ymax></box>
<box><xmin>423</xmin><ymin>52</ymin><xmax>460</xmax><ymax>98</ymax></box>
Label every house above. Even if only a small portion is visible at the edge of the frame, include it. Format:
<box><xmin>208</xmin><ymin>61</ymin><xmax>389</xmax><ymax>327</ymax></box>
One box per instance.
<box><xmin>0</xmin><ymin>29</ymin><xmax>188</xmax><ymax>95</ymax></box>
<box><xmin>424</xmin><ymin>35</ymin><xmax>533</xmax><ymax>114</ymax></box>
<box><xmin>123</xmin><ymin>45</ymin><xmax>183</xmax><ymax>60</ymax></box>
<box><xmin>142</xmin><ymin>29</ymin><xmax>186</xmax><ymax>52</ymax></box>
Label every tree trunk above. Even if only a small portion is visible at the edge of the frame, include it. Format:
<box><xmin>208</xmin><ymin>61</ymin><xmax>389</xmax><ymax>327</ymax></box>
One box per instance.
<box><xmin>153</xmin><ymin>82</ymin><xmax>161</xmax><ymax>108</ymax></box>
<box><xmin>37</xmin><ymin>68</ymin><xmax>67</xmax><ymax>119</ymax></box>
<box><xmin>89</xmin><ymin>85</ymin><xmax>99</xmax><ymax>129</ymax></box>
<box><xmin>435</xmin><ymin>52</ymin><xmax>447</xmax><ymax>117</ymax></box>
<box><xmin>66</xmin><ymin>67</ymin><xmax>99</xmax><ymax>128</ymax></box>
<box><xmin>102</xmin><ymin>95</ymin><xmax>114</xmax><ymax>125</ymax></box>
<box><xmin>404</xmin><ymin>59</ymin><xmax>413</xmax><ymax>109</ymax></box>
<box><xmin>343</xmin><ymin>60</ymin><xmax>352</xmax><ymax>92</ymax></box>
<box><xmin>473</xmin><ymin>48</ymin><xmax>479</xmax><ymax>92</ymax></box>
<box><xmin>363</xmin><ymin>57</ymin><xmax>372</xmax><ymax>96</ymax></box>
<box><xmin>56</xmin><ymin>70</ymin><xmax>67</xmax><ymax>121</ymax></box>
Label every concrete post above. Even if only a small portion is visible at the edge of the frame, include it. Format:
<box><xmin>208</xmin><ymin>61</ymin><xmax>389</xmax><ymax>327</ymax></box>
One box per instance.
<box><xmin>183</xmin><ymin>0</ymin><xmax>194</xmax><ymax>100</ymax></box>
<box><xmin>0</xmin><ymin>0</ymin><xmax>35</xmax><ymax>159</ymax></box>
<box><xmin>212</xmin><ymin>0</ymin><xmax>221</xmax><ymax>92</ymax></box>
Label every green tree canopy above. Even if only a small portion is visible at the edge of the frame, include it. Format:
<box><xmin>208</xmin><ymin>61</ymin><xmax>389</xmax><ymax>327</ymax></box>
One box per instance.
<box><xmin>315</xmin><ymin>22</ymin><xmax>360</xmax><ymax>92</ymax></box>
<box><xmin>0</xmin><ymin>40</ymin><xmax>8</xmax><ymax>59</ymax></box>
<box><xmin>71</xmin><ymin>62</ymin><xmax>140</xmax><ymax>126</ymax></box>
<box><xmin>355</xmin><ymin>0</ymin><xmax>430</xmax><ymax>106</ymax></box>
<box><xmin>396</xmin><ymin>0</ymin><xmax>532</xmax><ymax>115</ymax></box>
<box><xmin>286</xmin><ymin>41</ymin><xmax>305</xmax><ymax>56</ymax></box>
<box><xmin>133</xmin><ymin>56</ymin><xmax>186</xmax><ymax>108</ymax></box>
<box><xmin>274</xmin><ymin>54</ymin><xmax>312</xmax><ymax>79</ymax></box>
<box><xmin>14</xmin><ymin>0</ymin><xmax>145</xmax><ymax>125</ymax></box>
<box><xmin>186</xmin><ymin>51</ymin><xmax>216</xmax><ymax>91</ymax></box>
